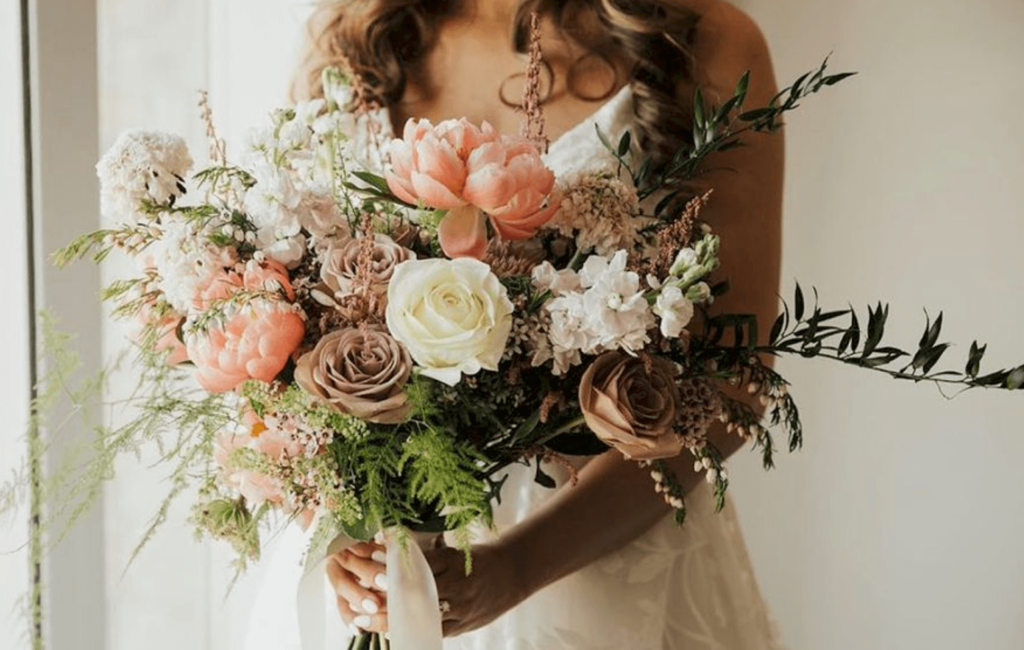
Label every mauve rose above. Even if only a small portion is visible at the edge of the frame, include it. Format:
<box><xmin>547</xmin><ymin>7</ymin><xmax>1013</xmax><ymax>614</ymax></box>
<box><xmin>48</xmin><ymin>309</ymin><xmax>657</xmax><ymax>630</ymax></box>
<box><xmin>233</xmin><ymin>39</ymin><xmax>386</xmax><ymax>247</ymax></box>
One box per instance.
<box><xmin>578</xmin><ymin>351</ymin><xmax>684</xmax><ymax>461</ymax></box>
<box><xmin>294</xmin><ymin>327</ymin><xmax>413</xmax><ymax>424</ymax></box>
<box><xmin>320</xmin><ymin>234</ymin><xmax>415</xmax><ymax>300</ymax></box>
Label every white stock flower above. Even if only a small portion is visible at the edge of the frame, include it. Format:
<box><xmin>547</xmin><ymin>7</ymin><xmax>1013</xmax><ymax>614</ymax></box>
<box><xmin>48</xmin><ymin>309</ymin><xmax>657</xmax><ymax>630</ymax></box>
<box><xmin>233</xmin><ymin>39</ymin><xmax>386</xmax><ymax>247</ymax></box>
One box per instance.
<box><xmin>541</xmin><ymin>251</ymin><xmax>655</xmax><ymax>373</ymax></box>
<box><xmin>148</xmin><ymin>215</ymin><xmax>237</xmax><ymax>313</ymax></box>
<box><xmin>385</xmin><ymin>258</ymin><xmax>513</xmax><ymax>386</ymax></box>
<box><xmin>531</xmin><ymin>261</ymin><xmax>582</xmax><ymax>296</ymax></box>
<box><xmin>97</xmin><ymin>130</ymin><xmax>193</xmax><ymax>223</ymax></box>
<box><xmin>654</xmin><ymin>285</ymin><xmax>695</xmax><ymax>338</ymax></box>
<box><xmin>577</xmin><ymin>251</ymin><xmax>654</xmax><ymax>353</ymax></box>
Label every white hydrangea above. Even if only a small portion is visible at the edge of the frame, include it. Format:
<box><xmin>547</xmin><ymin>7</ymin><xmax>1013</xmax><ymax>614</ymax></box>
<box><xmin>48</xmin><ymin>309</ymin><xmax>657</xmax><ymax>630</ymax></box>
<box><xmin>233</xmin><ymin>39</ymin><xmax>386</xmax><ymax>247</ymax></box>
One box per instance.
<box><xmin>538</xmin><ymin>251</ymin><xmax>655</xmax><ymax>375</ymax></box>
<box><xmin>97</xmin><ymin>130</ymin><xmax>193</xmax><ymax>223</ymax></box>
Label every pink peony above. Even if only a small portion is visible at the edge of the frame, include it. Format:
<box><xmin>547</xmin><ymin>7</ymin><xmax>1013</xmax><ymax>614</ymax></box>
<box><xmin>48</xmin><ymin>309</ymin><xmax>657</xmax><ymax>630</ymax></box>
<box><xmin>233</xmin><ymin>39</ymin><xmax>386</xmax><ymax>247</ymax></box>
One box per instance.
<box><xmin>463</xmin><ymin>138</ymin><xmax>558</xmax><ymax>240</ymax></box>
<box><xmin>186</xmin><ymin>261</ymin><xmax>305</xmax><ymax>393</ymax></box>
<box><xmin>385</xmin><ymin>118</ymin><xmax>556</xmax><ymax>259</ymax></box>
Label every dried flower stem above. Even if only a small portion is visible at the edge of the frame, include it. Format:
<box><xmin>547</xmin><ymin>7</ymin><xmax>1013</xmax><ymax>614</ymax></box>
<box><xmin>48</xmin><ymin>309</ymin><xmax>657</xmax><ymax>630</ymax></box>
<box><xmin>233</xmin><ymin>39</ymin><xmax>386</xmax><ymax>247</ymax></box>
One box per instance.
<box><xmin>520</xmin><ymin>12</ymin><xmax>549</xmax><ymax>153</ymax></box>
<box><xmin>198</xmin><ymin>91</ymin><xmax>228</xmax><ymax>167</ymax></box>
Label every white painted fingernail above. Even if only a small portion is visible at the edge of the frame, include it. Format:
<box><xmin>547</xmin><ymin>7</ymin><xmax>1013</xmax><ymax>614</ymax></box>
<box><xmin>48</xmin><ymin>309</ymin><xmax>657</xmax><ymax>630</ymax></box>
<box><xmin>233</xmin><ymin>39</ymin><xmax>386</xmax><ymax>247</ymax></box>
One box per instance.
<box><xmin>374</xmin><ymin>573</ymin><xmax>388</xmax><ymax>590</ymax></box>
<box><xmin>354</xmin><ymin>615</ymin><xmax>372</xmax><ymax>629</ymax></box>
<box><xmin>371</xmin><ymin>550</ymin><xmax>387</xmax><ymax>564</ymax></box>
<box><xmin>361</xmin><ymin>598</ymin><xmax>379</xmax><ymax>614</ymax></box>
<box><xmin>374</xmin><ymin>531</ymin><xmax>385</xmax><ymax>543</ymax></box>
<box><xmin>358</xmin><ymin>578</ymin><xmax>371</xmax><ymax>589</ymax></box>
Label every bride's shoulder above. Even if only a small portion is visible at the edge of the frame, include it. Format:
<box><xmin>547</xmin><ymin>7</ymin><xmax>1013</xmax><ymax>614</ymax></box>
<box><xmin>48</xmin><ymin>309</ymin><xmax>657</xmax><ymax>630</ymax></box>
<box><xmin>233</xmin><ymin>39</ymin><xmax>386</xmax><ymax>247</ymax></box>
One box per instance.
<box><xmin>668</xmin><ymin>1</ymin><xmax>776</xmax><ymax>101</ymax></box>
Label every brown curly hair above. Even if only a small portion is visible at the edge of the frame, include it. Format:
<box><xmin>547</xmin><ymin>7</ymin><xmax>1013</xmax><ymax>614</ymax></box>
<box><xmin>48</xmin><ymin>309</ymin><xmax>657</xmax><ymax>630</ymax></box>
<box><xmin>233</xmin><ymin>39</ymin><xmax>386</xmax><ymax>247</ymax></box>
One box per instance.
<box><xmin>298</xmin><ymin>0</ymin><xmax>701</xmax><ymax>161</ymax></box>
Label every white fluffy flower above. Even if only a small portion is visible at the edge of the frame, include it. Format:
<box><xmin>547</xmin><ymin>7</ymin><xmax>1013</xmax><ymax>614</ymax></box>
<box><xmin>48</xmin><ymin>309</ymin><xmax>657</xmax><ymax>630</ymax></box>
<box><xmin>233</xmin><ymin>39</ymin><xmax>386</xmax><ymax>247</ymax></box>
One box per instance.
<box><xmin>148</xmin><ymin>216</ymin><xmax>237</xmax><ymax>313</ymax></box>
<box><xmin>97</xmin><ymin>130</ymin><xmax>193</xmax><ymax>223</ymax></box>
<box><xmin>531</xmin><ymin>261</ymin><xmax>582</xmax><ymax>296</ymax></box>
<box><xmin>653</xmin><ymin>285</ymin><xmax>695</xmax><ymax>338</ymax></box>
<box><xmin>242</xmin><ymin>159</ymin><xmax>308</xmax><ymax>267</ymax></box>
<box><xmin>577</xmin><ymin>251</ymin><xmax>654</xmax><ymax>353</ymax></box>
<box><xmin>385</xmin><ymin>258</ymin><xmax>513</xmax><ymax>386</ymax></box>
<box><xmin>540</xmin><ymin>251</ymin><xmax>655</xmax><ymax>374</ymax></box>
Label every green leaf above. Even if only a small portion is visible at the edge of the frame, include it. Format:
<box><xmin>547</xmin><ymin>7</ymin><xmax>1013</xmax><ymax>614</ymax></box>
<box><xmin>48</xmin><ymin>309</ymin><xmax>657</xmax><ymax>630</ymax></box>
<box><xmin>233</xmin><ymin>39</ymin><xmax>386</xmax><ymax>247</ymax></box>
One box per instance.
<box><xmin>849</xmin><ymin>308</ymin><xmax>862</xmax><ymax>351</ymax></box>
<box><xmin>920</xmin><ymin>311</ymin><xmax>943</xmax><ymax>350</ymax></box>
<box><xmin>534</xmin><ymin>461</ymin><xmax>557</xmax><ymax>489</ymax></box>
<box><xmin>769</xmin><ymin>312</ymin><xmax>786</xmax><ymax>345</ymax></box>
<box><xmin>862</xmin><ymin>303</ymin><xmax>888</xmax><ymax>358</ymax></box>
<box><xmin>617</xmin><ymin>130</ymin><xmax>632</xmax><ymax>157</ymax></box>
<box><xmin>738</xmin><ymin>107</ymin><xmax>776</xmax><ymax>122</ymax></box>
<box><xmin>694</xmin><ymin>88</ymin><xmax>706</xmax><ymax>127</ymax></box>
<box><xmin>966</xmin><ymin>341</ymin><xmax>987</xmax><ymax>378</ymax></box>
<box><xmin>823</xmin><ymin>72</ymin><xmax>858</xmax><ymax>86</ymax></box>
<box><xmin>921</xmin><ymin>344</ymin><xmax>950</xmax><ymax>374</ymax></box>
<box><xmin>351</xmin><ymin>171</ymin><xmax>392</xmax><ymax>195</ymax></box>
<box><xmin>794</xmin><ymin>283</ymin><xmax>805</xmax><ymax>321</ymax></box>
<box><xmin>734</xmin><ymin>70</ymin><xmax>750</xmax><ymax>105</ymax></box>
<box><xmin>1007</xmin><ymin>366</ymin><xmax>1024</xmax><ymax>390</ymax></box>
<box><xmin>544</xmin><ymin>432</ymin><xmax>611</xmax><ymax>456</ymax></box>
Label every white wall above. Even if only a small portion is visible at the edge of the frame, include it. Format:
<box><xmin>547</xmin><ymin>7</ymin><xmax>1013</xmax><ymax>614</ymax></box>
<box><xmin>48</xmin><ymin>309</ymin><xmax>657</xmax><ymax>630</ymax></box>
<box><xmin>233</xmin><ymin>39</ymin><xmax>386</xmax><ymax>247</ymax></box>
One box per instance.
<box><xmin>729</xmin><ymin>1</ymin><xmax>1024</xmax><ymax>649</ymax></box>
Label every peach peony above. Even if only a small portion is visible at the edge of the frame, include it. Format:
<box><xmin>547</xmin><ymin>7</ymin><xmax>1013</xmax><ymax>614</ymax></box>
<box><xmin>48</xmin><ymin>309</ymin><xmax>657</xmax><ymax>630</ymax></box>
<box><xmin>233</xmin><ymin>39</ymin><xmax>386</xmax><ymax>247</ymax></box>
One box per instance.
<box><xmin>186</xmin><ymin>261</ymin><xmax>305</xmax><ymax>393</ymax></box>
<box><xmin>463</xmin><ymin>138</ymin><xmax>557</xmax><ymax>240</ymax></box>
<box><xmin>385</xmin><ymin>117</ymin><xmax>556</xmax><ymax>259</ymax></box>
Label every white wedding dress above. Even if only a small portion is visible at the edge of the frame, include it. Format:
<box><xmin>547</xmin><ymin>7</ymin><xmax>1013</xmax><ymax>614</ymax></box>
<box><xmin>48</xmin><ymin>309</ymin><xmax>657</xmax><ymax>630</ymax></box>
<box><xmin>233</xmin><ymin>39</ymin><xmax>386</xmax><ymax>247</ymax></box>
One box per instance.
<box><xmin>240</xmin><ymin>86</ymin><xmax>785</xmax><ymax>650</ymax></box>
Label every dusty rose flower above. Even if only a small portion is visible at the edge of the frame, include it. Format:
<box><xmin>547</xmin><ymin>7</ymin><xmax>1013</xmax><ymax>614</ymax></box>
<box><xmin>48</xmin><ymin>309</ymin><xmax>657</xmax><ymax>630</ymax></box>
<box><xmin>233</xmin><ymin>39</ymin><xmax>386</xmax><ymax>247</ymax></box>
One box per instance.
<box><xmin>294</xmin><ymin>327</ymin><xmax>412</xmax><ymax>424</ymax></box>
<box><xmin>578</xmin><ymin>351</ymin><xmax>685</xmax><ymax>461</ymax></box>
<box><xmin>385</xmin><ymin>117</ymin><xmax>556</xmax><ymax>259</ymax></box>
<box><xmin>186</xmin><ymin>261</ymin><xmax>306</xmax><ymax>393</ymax></box>
<box><xmin>320</xmin><ymin>234</ymin><xmax>415</xmax><ymax>300</ymax></box>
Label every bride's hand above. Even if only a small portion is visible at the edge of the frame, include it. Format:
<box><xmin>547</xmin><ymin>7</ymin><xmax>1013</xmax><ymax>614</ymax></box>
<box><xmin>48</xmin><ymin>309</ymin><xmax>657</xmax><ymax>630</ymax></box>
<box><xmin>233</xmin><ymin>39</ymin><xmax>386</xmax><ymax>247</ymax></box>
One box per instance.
<box><xmin>326</xmin><ymin>541</ymin><xmax>390</xmax><ymax>633</ymax></box>
<box><xmin>425</xmin><ymin>541</ymin><xmax>528</xmax><ymax>638</ymax></box>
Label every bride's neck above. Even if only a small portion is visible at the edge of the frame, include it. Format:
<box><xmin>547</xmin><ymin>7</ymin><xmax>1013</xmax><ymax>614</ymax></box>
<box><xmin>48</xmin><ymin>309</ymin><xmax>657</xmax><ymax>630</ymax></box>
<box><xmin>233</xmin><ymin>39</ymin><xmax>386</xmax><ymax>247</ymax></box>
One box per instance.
<box><xmin>453</xmin><ymin>0</ymin><xmax>521</xmax><ymax>24</ymax></box>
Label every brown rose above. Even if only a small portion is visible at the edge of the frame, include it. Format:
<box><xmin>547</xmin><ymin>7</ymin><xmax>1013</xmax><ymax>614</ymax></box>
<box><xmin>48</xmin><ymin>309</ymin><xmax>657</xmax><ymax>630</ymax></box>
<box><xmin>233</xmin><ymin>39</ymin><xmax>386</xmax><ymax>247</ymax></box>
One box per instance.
<box><xmin>294</xmin><ymin>327</ymin><xmax>413</xmax><ymax>424</ymax></box>
<box><xmin>578</xmin><ymin>351</ymin><xmax>684</xmax><ymax>461</ymax></box>
<box><xmin>321</xmin><ymin>234</ymin><xmax>414</xmax><ymax>300</ymax></box>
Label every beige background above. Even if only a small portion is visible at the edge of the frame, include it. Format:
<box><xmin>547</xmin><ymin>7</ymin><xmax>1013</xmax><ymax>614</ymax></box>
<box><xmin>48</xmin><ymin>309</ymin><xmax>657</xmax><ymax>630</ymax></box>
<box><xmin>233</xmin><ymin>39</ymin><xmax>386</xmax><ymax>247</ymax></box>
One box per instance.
<box><xmin>4</xmin><ymin>0</ymin><xmax>1020</xmax><ymax>648</ymax></box>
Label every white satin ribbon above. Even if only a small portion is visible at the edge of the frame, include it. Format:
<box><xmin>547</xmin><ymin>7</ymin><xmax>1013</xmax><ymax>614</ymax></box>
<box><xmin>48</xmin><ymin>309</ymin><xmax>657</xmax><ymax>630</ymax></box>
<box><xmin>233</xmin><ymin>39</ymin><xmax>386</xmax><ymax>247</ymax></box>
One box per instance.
<box><xmin>297</xmin><ymin>528</ymin><xmax>444</xmax><ymax>650</ymax></box>
<box><xmin>386</xmin><ymin>531</ymin><xmax>444</xmax><ymax>650</ymax></box>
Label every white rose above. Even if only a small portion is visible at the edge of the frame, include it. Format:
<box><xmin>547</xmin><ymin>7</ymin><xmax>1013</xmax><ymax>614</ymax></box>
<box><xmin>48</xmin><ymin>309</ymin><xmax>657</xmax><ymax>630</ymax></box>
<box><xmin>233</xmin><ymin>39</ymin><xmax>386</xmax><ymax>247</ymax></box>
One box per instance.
<box><xmin>654</xmin><ymin>285</ymin><xmax>695</xmax><ymax>338</ymax></box>
<box><xmin>386</xmin><ymin>258</ymin><xmax>514</xmax><ymax>386</ymax></box>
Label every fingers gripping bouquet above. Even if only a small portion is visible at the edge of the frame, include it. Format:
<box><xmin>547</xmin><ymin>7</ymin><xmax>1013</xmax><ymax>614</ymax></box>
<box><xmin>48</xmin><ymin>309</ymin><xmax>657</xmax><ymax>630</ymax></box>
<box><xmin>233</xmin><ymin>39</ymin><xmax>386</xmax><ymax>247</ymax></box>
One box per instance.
<box><xmin>51</xmin><ymin>29</ymin><xmax>1024</xmax><ymax>650</ymax></box>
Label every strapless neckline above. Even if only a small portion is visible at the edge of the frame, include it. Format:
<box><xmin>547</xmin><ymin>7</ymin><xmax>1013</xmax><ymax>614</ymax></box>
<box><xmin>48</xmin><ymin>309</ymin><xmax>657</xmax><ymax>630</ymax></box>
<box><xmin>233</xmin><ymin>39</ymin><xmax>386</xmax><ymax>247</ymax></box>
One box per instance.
<box><xmin>378</xmin><ymin>85</ymin><xmax>634</xmax><ymax>154</ymax></box>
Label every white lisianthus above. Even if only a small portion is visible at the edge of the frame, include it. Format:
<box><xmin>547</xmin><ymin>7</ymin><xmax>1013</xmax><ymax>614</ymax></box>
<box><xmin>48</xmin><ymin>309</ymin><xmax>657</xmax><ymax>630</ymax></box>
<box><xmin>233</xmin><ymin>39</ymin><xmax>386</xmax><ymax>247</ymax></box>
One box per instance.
<box><xmin>385</xmin><ymin>258</ymin><xmax>513</xmax><ymax>386</ymax></box>
<box><xmin>654</xmin><ymin>285</ymin><xmax>695</xmax><ymax>338</ymax></box>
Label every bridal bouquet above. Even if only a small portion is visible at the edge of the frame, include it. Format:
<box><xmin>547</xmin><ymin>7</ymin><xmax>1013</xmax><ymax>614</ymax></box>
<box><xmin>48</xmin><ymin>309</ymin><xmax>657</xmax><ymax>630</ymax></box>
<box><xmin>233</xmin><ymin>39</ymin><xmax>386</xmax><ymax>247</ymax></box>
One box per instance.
<box><xmin>40</xmin><ymin>35</ymin><xmax>1023</xmax><ymax>649</ymax></box>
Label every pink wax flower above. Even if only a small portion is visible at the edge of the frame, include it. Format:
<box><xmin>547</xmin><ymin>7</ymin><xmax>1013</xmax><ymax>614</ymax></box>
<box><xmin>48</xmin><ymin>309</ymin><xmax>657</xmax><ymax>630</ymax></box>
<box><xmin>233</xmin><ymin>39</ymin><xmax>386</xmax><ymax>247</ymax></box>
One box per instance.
<box><xmin>186</xmin><ymin>261</ymin><xmax>305</xmax><ymax>393</ymax></box>
<box><xmin>385</xmin><ymin>118</ymin><xmax>556</xmax><ymax>259</ymax></box>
